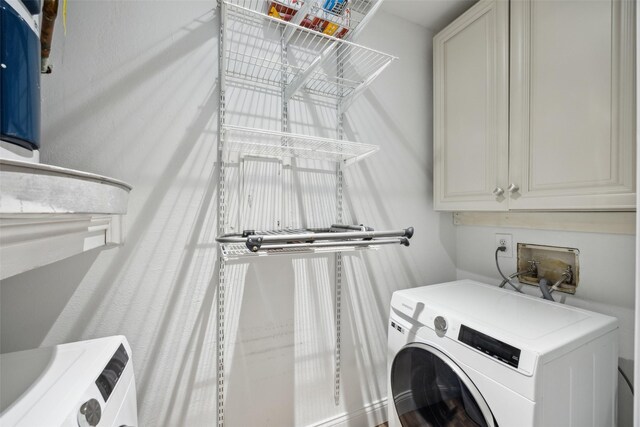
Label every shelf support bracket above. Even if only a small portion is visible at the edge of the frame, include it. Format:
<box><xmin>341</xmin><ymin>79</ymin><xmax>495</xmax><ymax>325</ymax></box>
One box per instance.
<box><xmin>284</xmin><ymin>0</ymin><xmax>390</xmax><ymax>105</ymax></box>
<box><xmin>339</xmin><ymin>57</ymin><xmax>394</xmax><ymax>111</ymax></box>
<box><xmin>284</xmin><ymin>41</ymin><xmax>339</xmax><ymax>100</ymax></box>
<box><xmin>282</xmin><ymin>0</ymin><xmax>314</xmax><ymax>44</ymax></box>
<box><xmin>342</xmin><ymin>0</ymin><xmax>385</xmax><ymax>43</ymax></box>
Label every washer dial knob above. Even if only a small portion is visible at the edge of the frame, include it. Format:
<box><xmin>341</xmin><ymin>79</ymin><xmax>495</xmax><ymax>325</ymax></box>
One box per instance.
<box><xmin>434</xmin><ymin>316</ymin><xmax>448</xmax><ymax>336</ymax></box>
<box><xmin>78</xmin><ymin>398</ymin><xmax>101</xmax><ymax>427</ymax></box>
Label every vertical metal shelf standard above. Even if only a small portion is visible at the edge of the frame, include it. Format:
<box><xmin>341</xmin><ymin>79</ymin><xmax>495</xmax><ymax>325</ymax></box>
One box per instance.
<box><xmin>333</xmin><ymin>41</ymin><xmax>346</xmax><ymax>406</ymax></box>
<box><xmin>216</xmin><ymin>1</ymin><xmax>392</xmax><ymax>425</ymax></box>
<box><xmin>217</xmin><ymin>2</ymin><xmax>228</xmax><ymax>427</ymax></box>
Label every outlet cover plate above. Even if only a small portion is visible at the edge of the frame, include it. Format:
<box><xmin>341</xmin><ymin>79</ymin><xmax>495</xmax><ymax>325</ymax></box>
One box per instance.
<box><xmin>495</xmin><ymin>233</ymin><xmax>513</xmax><ymax>258</ymax></box>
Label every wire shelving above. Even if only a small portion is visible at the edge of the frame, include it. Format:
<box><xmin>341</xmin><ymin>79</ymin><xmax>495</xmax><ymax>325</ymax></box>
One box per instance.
<box><xmin>222</xmin><ymin>124</ymin><xmax>379</xmax><ymax>164</ymax></box>
<box><xmin>219</xmin><ymin>241</ymin><xmax>377</xmax><ymax>259</ymax></box>
<box><xmin>216</xmin><ymin>0</ymin><xmax>402</xmax><ymax>424</ymax></box>
<box><xmin>230</xmin><ymin>0</ymin><xmax>378</xmax><ymax>34</ymax></box>
<box><xmin>223</xmin><ymin>0</ymin><xmax>396</xmax><ymax>105</ymax></box>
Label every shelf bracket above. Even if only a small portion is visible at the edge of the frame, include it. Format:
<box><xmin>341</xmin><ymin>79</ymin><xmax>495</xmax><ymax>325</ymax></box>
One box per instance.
<box><xmin>284</xmin><ymin>41</ymin><xmax>339</xmax><ymax>100</ymax></box>
<box><xmin>282</xmin><ymin>0</ymin><xmax>314</xmax><ymax>44</ymax></box>
<box><xmin>342</xmin><ymin>0</ymin><xmax>386</xmax><ymax>43</ymax></box>
<box><xmin>339</xmin><ymin>57</ymin><xmax>394</xmax><ymax>111</ymax></box>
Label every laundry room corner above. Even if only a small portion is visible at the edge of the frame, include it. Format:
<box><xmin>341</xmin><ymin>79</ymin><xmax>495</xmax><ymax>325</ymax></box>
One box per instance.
<box><xmin>0</xmin><ymin>1</ymin><xmax>457</xmax><ymax>426</ymax></box>
<box><xmin>1</xmin><ymin>0</ymin><xmax>637</xmax><ymax>426</ymax></box>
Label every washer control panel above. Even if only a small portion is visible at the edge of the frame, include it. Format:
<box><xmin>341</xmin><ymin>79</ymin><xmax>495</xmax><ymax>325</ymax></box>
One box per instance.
<box><xmin>458</xmin><ymin>324</ymin><xmax>521</xmax><ymax>368</ymax></box>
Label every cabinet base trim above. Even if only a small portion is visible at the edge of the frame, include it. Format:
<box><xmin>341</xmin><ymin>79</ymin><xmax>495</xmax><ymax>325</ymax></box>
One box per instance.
<box><xmin>453</xmin><ymin>211</ymin><xmax>635</xmax><ymax>235</ymax></box>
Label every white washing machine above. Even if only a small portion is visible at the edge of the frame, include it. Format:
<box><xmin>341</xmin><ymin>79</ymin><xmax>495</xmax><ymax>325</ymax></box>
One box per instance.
<box><xmin>387</xmin><ymin>280</ymin><xmax>618</xmax><ymax>427</ymax></box>
<box><xmin>0</xmin><ymin>335</ymin><xmax>137</xmax><ymax>427</ymax></box>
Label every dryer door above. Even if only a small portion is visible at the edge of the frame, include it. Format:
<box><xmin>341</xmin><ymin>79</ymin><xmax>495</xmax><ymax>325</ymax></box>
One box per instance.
<box><xmin>390</xmin><ymin>343</ymin><xmax>496</xmax><ymax>427</ymax></box>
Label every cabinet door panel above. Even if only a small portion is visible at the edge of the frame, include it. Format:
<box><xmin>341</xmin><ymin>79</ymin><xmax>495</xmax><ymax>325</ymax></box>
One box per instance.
<box><xmin>509</xmin><ymin>0</ymin><xmax>635</xmax><ymax>210</ymax></box>
<box><xmin>433</xmin><ymin>0</ymin><xmax>509</xmax><ymax>211</ymax></box>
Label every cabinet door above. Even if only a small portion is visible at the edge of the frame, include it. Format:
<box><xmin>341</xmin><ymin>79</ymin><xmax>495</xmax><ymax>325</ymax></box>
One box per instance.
<box><xmin>509</xmin><ymin>0</ymin><xmax>635</xmax><ymax>210</ymax></box>
<box><xmin>433</xmin><ymin>0</ymin><xmax>509</xmax><ymax>211</ymax></box>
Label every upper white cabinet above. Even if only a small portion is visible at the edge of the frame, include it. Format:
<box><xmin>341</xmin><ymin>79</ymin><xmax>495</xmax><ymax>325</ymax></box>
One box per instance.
<box><xmin>434</xmin><ymin>0</ymin><xmax>636</xmax><ymax>211</ymax></box>
<box><xmin>509</xmin><ymin>0</ymin><xmax>635</xmax><ymax>210</ymax></box>
<box><xmin>433</xmin><ymin>0</ymin><xmax>509</xmax><ymax>211</ymax></box>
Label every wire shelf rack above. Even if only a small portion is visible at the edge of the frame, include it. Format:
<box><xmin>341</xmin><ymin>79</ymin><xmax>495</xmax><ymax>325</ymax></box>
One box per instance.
<box><xmin>219</xmin><ymin>241</ymin><xmax>379</xmax><ymax>260</ymax></box>
<box><xmin>229</xmin><ymin>0</ymin><xmax>378</xmax><ymax>35</ymax></box>
<box><xmin>223</xmin><ymin>124</ymin><xmax>379</xmax><ymax>164</ymax></box>
<box><xmin>223</xmin><ymin>0</ymin><xmax>396</xmax><ymax>103</ymax></box>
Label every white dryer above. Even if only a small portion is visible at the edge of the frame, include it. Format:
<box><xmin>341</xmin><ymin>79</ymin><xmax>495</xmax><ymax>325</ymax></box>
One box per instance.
<box><xmin>387</xmin><ymin>280</ymin><xmax>618</xmax><ymax>427</ymax></box>
<box><xmin>1</xmin><ymin>336</ymin><xmax>137</xmax><ymax>427</ymax></box>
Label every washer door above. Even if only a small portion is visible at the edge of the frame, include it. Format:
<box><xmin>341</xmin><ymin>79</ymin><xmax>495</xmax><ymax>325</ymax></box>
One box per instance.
<box><xmin>390</xmin><ymin>343</ymin><xmax>496</xmax><ymax>427</ymax></box>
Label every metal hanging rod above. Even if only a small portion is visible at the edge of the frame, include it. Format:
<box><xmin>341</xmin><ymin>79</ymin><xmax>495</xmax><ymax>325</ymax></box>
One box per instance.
<box><xmin>217</xmin><ymin>235</ymin><xmax>411</xmax><ymax>260</ymax></box>
<box><xmin>217</xmin><ymin>224</ymin><xmax>414</xmax><ymax>252</ymax></box>
<box><xmin>248</xmin><ymin>237</ymin><xmax>409</xmax><ymax>251</ymax></box>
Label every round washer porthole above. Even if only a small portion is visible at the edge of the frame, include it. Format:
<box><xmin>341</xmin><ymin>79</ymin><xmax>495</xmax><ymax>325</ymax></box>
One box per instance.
<box><xmin>390</xmin><ymin>343</ymin><xmax>496</xmax><ymax>427</ymax></box>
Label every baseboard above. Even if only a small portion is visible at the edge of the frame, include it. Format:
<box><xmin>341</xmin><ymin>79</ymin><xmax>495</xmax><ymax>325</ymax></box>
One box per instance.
<box><xmin>312</xmin><ymin>398</ymin><xmax>388</xmax><ymax>427</ymax></box>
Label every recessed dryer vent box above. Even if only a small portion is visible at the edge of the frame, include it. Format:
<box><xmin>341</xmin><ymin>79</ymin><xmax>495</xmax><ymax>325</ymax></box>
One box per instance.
<box><xmin>516</xmin><ymin>243</ymin><xmax>580</xmax><ymax>294</ymax></box>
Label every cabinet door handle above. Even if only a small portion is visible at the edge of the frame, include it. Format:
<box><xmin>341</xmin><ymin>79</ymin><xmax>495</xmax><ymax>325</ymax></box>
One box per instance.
<box><xmin>507</xmin><ymin>183</ymin><xmax>520</xmax><ymax>193</ymax></box>
<box><xmin>492</xmin><ymin>187</ymin><xmax>504</xmax><ymax>197</ymax></box>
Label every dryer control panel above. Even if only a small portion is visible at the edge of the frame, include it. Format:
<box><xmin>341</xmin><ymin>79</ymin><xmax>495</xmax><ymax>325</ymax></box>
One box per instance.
<box><xmin>458</xmin><ymin>325</ymin><xmax>521</xmax><ymax>368</ymax></box>
<box><xmin>95</xmin><ymin>344</ymin><xmax>129</xmax><ymax>402</ymax></box>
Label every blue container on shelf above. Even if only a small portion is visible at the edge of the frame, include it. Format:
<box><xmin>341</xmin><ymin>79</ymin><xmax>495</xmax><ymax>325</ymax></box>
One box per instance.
<box><xmin>21</xmin><ymin>0</ymin><xmax>40</xmax><ymax>14</ymax></box>
<box><xmin>0</xmin><ymin>0</ymin><xmax>41</xmax><ymax>152</ymax></box>
<box><xmin>322</xmin><ymin>0</ymin><xmax>347</xmax><ymax>15</ymax></box>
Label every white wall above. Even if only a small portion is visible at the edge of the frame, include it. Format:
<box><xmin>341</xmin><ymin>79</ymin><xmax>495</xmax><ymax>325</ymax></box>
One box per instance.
<box><xmin>634</xmin><ymin>4</ymin><xmax>639</xmax><ymax>425</ymax></box>
<box><xmin>4</xmin><ymin>2</ymin><xmax>630</xmax><ymax>425</ymax></box>
<box><xmin>455</xmin><ymin>225</ymin><xmax>636</xmax><ymax>426</ymax></box>
<box><xmin>0</xmin><ymin>3</ymin><xmax>455</xmax><ymax>426</ymax></box>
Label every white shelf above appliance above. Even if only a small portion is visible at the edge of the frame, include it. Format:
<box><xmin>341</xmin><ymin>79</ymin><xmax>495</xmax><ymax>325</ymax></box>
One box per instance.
<box><xmin>223</xmin><ymin>124</ymin><xmax>379</xmax><ymax>164</ymax></box>
<box><xmin>222</xmin><ymin>0</ymin><xmax>396</xmax><ymax>108</ymax></box>
<box><xmin>0</xmin><ymin>159</ymin><xmax>132</xmax><ymax>280</ymax></box>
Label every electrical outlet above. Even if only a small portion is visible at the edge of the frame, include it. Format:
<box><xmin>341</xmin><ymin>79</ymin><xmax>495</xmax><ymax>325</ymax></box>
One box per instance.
<box><xmin>495</xmin><ymin>233</ymin><xmax>513</xmax><ymax>258</ymax></box>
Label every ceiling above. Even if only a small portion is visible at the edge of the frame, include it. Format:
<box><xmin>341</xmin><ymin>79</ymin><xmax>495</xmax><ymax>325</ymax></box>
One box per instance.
<box><xmin>379</xmin><ymin>0</ymin><xmax>478</xmax><ymax>32</ymax></box>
